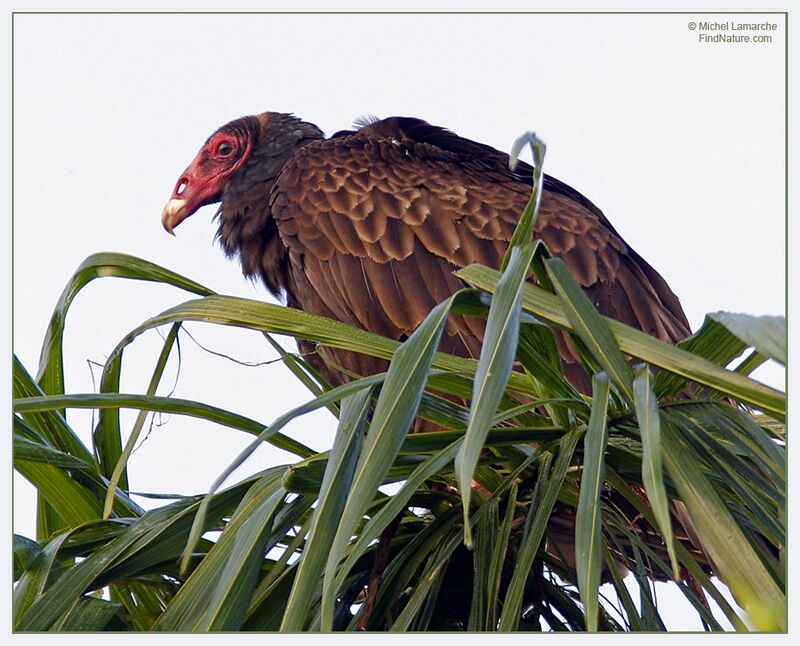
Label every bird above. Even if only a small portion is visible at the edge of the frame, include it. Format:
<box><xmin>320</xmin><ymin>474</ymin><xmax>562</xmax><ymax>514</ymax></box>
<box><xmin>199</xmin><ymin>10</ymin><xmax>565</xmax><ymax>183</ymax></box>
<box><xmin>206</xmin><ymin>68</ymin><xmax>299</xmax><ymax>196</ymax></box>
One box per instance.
<box><xmin>161</xmin><ymin>112</ymin><xmax>691</xmax><ymax>397</ymax></box>
<box><xmin>160</xmin><ymin>113</ymin><xmax>706</xmax><ymax>588</ymax></box>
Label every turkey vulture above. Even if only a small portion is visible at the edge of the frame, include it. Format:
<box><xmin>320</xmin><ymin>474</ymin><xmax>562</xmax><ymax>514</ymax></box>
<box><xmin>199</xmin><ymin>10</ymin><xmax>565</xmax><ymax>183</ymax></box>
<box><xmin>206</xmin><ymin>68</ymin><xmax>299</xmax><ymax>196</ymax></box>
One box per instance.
<box><xmin>161</xmin><ymin>112</ymin><xmax>691</xmax><ymax>394</ymax></box>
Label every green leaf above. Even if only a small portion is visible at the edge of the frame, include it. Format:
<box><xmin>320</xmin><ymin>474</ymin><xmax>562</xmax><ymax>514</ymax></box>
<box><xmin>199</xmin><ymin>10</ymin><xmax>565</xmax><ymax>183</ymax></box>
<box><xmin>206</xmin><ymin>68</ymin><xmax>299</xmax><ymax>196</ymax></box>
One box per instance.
<box><xmin>467</xmin><ymin>503</ymin><xmax>495</xmax><ymax>630</ymax></box>
<box><xmin>103</xmin><ymin>323</ymin><xmax>181</xmax><ymax>518</ymax></box>
<box><xmin>365</xmin><ymin>452</ymin><xmax>533</xmax><ymax>632</ymax></box>
<box><xmin>633</xmin><ymin>364</ymin><xmax>679</xmax><ymax>578</ymax></box>
<box><xmin>321</xmin><ymin>293</ymin><xmax>460</xmax><ymax>630</ymax></box>
<box><xmin>243</xmin><ymin>565</ymin><xmax>299</xmax><ymax>631</ymax></box>
<box><xmin>109</xmin><ymin>582</ymin><xmax>167</xmax><ymax>631</ymax></box>
<box><xmin>502</xmin><ymin>131</ymin><xmax>546</xmax><ymax>269</ymax></box>
<box><xmin>14</xmin><ymin>414</ymin><xmax>142</xmax><ymax>520</ymax></box>
<box><xmin>456</xmin><ymin>264</ymin><xmax>785</xmax><ymax>417</ymax></box>
<box><xmin>456</xmin><ymin>242</ymin><xmax>537</xmax><ymax>547</ymax></box>
<box><xmin>662</xmin><ymin>406</ymin><xmax>784</xmax><ymax>550</ymax></box>
<box><xmin>708</xmin><ymin>312</ymin><xmax>786</xmax><ymax>365</ymax></box>
<box><xmin>732</xmin><ymin>350</ymin><xmax>768</xmax><ymax>377</ymax></box>
<box><xmin>358</xmin><ymin>508</ymin><xmax>462</xmax><ymax>630</ymax></box>
<box><xmin>654</xmin><ymin>315</ymin><xmax>748</xmax><ymax>395</ymax></box>
<box><xmin>486</xmin><ymin>483</ymin><xmax>517</xmax><ymax>630</ymax></box>
<box><xmin>545</xmin><ymin>258</ymin><xmax>634</xmax><ymax>400</ymax></box>
<box><xmin>13</xmin><ymin>535</ymin><xmax>42</xmax><ymax>581</ymax></box>
<box><xmin>330</xmin><ymin>439</ymin><xmax>464</xmax><ymax>597</ymax></box>
<box><xmin>602</xmin><ymin>541</ymin><xmax>644</xmax><ymax>631</ymax></box>
<box><xmin>53</xmin><ymin>597</ymin><xmax>122</xmax><ymax>631</ymax></box>
<box><xmin>100</xmin><ymin>293</ymin><xmax>534</xmax><ymax>396</ymax></box>
<box><xmin>575</xmin><ymin>373</ymin><xmax>610</xmax><ymax>631</ymax></box>
<box><xmin>13</xmin><ymin>355</ymin><xmax>94</xmax><ymax>463</ymax></box>
<box><xmin>15</xmin><ymin>460</ymin><xmax>104</xmax><ymax>526</ymax></box>
<box><xmin>607</xmin><ymin>467</ymin><xmax>750</xmax><ymax>631</ymax></box>
<box><xmin>517</xmin><ymin>321</ymin><xmax>583</xmax><ymax>404</ymax></box>
<box><xmin>246</xmin><ymin>512</ymin><xmax>312</xmax><ymax>619</ymax></box>
<box><xmin>499</xmin><ymin>428</ymin><xmax>582</xmax><ymax>630</ymax></box>
<box><xmin>13</xmin><ymin>433</ymin><xmax>95</xmax><ymax>471</ymax></box>
<box><xmin>539</xmin><ymin>579</ymin><xmax>587</xmax><ymax>630</ymax></box>
<box><xmin>36</xmin><ymin>252</ymin><xmax>214</xmax><ymax>399</ymax></box>
<box><xmin>389</xmin><ymin>552</ymin><xmax>448</xmax><ymax>632</ymax></box>
<box><xmin>15</xmin><ymin>477</ymin><xmax>261</xmax><ymax>631</ymax></box>
<box><xmin>93</xmin><ymin>355</ymin><xmax>124</xmax><ymax>480</ymax></box>
<box><xmin>155</xmin><ymin>475</ymin><xmax>286</xmax><ymax>631</ymax></box>
<box><xmin>176</xmin><ymin>373</ymin><xmax>390</xmax><ymax>573</ymax></box>
<box><xmin>14</xmin><ymin>392</ymin><xmax>314</xmax><ymax>459</ymax></box>
<box><xmin>281</xmin><ymin>386</ymin><xmax>372</xmax><ymax>631</ymax></box>
<box><xmin>13</xmin><ymin>531</ymin><xmax>73</xmax><ymax>628</ymax></box>
<box><xmin>660</xmin><ymin>422</ymin><xmax>785</xmax><ymax>630</ymax></box>
<box><xmin>14</xmin><ymin>210</ymin><xmax>787</xmax><ymax>633</ymax></box>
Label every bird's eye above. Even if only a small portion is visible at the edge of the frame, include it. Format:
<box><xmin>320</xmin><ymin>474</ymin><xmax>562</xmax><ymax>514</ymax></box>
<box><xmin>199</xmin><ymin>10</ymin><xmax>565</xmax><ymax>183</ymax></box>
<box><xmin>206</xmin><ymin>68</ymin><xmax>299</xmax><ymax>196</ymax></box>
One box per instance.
<box><xmin>216</xmin><ymin>141</ymin><xmax>234</xmax><ymax>156</ymax></box>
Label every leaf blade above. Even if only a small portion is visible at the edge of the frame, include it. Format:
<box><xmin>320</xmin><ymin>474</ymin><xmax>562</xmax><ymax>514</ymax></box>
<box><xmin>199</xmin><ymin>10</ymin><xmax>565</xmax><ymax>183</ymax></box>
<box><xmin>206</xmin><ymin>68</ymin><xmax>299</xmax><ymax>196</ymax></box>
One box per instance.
<box><xmin>320</xmin><ymin>293</ymin><xmax>459</xmax><ymax>629</ymax></box>
<box><xmin>457</xmin><ymin>265</ymin><xmax>784</xmax><ymax>417</ymax></box>
<box><xmin>633</xmin><ymin>364</ymin><xmax>679</xmax><ymax>578</ymax></box>
<box><xmin>280</xmin><ymin>386</ymin><xmax>372</xmax><ymax>631</ymax></box>
<box><xmin>575</xmin><ymin>373</ymin><xmax>610</xmax><ymax>632</ymax></box>
<box><xmin>455</xmin><ymin>242</ymin><xmax>536</xmax><ymax>547</ymax></box>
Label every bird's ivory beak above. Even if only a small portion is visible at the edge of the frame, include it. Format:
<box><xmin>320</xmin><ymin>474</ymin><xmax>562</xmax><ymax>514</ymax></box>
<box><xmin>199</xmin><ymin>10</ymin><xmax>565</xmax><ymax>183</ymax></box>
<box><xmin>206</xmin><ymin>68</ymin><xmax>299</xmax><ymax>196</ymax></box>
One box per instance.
<box><xmin>161</xmin><ymin>198</ymin><xmax>189</xmax><ymax>236</ymax></box>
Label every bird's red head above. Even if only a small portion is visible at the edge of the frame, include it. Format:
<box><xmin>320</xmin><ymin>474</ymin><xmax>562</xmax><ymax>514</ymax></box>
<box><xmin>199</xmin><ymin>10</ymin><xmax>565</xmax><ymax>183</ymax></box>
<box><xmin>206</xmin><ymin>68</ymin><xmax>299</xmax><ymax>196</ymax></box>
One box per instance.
<box><xmin>161</xmin><ymin>116</ymin><xmax>260</xmax><ymax>234</ymax></box>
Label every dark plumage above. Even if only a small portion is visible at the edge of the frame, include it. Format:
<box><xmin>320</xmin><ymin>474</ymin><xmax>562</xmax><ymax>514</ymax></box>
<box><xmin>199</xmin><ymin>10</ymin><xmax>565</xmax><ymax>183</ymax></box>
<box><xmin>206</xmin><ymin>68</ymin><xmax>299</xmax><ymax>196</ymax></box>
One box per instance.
<box><xmin>162</xmin><ymin>112</ymin><xmax>691</xmax><ymax>395</ymax></box>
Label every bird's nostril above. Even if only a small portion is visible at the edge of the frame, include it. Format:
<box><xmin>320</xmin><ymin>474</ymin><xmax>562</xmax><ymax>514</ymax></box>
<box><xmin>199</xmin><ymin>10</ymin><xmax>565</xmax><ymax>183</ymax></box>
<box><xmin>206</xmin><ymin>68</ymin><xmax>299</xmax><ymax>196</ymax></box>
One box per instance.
<box><xmin>175</xmin><ymin>177</ymin><xmax>189</xmax><ymax>196</ymax></box>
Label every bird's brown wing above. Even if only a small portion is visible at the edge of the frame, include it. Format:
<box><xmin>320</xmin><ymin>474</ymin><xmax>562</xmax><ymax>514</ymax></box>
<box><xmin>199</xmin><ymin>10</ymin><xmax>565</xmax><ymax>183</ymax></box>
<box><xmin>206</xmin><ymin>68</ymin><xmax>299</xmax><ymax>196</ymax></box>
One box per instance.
<box><xmin>270</xmin><ymin>117</ymin><xmax>690</xmax><ymax>389</ymax></box>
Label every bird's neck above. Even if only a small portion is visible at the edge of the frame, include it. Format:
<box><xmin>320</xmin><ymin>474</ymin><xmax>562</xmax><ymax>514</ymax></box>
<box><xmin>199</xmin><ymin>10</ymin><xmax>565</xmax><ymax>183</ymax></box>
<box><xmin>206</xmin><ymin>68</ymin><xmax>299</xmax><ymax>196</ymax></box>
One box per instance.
<box><xmin>215</xmin><ymin>114</ymin><xmax>323</xmax><ymax>297</ymax></box>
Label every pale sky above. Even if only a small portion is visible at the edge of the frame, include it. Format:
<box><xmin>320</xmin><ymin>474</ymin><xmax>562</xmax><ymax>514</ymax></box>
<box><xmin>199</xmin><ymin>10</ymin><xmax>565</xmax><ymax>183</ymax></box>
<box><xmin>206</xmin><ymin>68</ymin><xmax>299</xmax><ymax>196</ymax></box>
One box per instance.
<box><xmin>9</xmin><ymin>9</ymin><xmax>788</xmax><ymax>632</ymax></box>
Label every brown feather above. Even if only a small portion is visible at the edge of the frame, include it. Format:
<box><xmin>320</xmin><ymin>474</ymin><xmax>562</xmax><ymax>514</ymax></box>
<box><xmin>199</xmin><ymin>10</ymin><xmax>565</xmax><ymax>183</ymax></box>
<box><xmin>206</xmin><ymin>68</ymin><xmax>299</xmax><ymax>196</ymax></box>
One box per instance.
<box><xmin>351</xmin><ymin>209</ymin><xmax>386</xmax><ymax>244</ymax></box>
<box><xmin>209</xmin><ymin>111</ymin><xmax>690</xmax><ymax>402</ymax></box>
<box><xmin>378</xmin><ymin>216</ymin><xmax>416</xmax><ymax>260</ymax></box>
